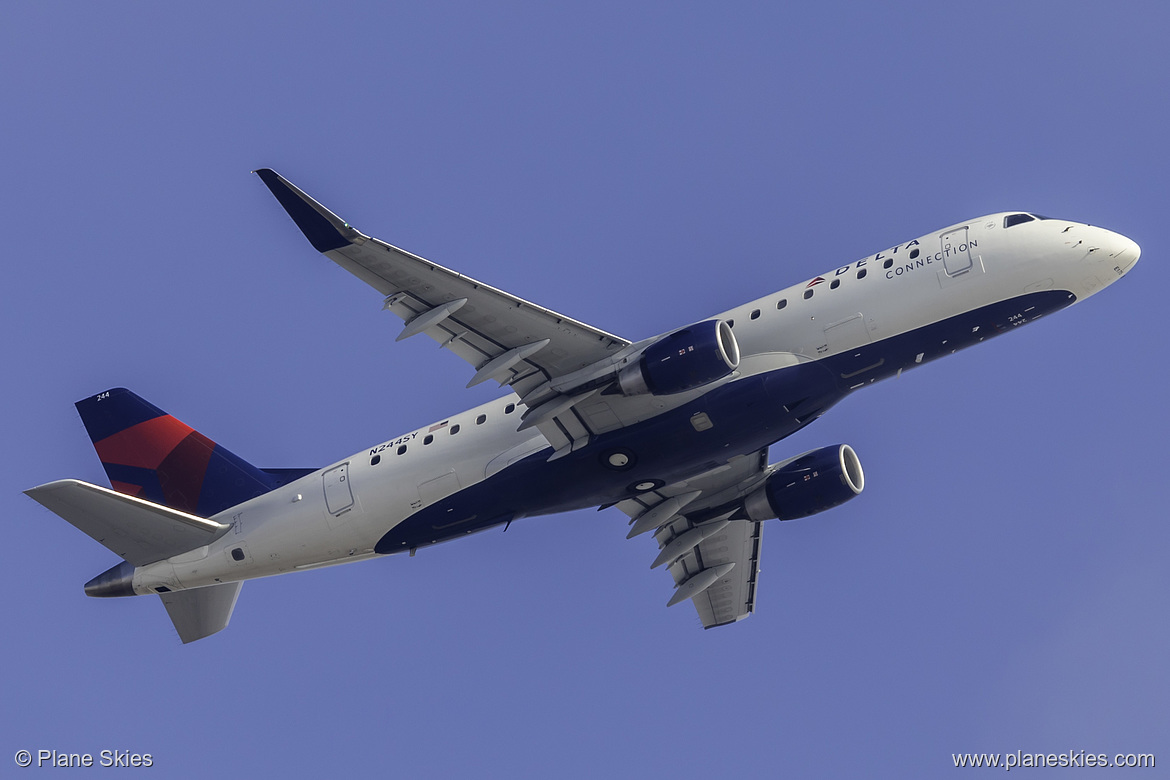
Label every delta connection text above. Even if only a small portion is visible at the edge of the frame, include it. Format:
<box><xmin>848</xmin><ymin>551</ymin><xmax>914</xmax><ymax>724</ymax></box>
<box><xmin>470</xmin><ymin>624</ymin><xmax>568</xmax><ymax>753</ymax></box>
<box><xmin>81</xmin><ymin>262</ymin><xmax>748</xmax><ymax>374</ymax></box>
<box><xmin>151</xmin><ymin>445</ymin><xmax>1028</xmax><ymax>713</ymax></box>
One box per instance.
<box><xmin>821</xmin><ymin>237</ymin><xmax>980</xmax><ymax>282</ymax></box>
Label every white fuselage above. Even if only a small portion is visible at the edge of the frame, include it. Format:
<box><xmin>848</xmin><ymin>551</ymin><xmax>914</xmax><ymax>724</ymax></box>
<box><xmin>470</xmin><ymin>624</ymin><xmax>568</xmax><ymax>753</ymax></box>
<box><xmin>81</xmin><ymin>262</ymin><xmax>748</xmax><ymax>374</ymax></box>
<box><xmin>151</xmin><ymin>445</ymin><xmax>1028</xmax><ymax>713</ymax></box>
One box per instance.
<box><xmin>129</xmin><ymin>214</ymin><xmax>1140</xmax><ymax>595</ymax></box>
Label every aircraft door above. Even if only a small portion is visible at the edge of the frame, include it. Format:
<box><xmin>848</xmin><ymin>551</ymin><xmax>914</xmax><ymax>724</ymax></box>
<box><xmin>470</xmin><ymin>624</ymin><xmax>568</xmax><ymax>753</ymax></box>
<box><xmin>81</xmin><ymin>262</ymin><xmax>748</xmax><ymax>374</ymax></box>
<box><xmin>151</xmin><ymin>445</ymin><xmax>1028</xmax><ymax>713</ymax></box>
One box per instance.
<box><xmin>323</xmin><ymin>462</ymin><xmax>354</xmax><ymax>515</ymax></box>
<box><xmin>941</xmin><ymin>227</ymin><xmax>972</xmax><ymax>276</ymax></box>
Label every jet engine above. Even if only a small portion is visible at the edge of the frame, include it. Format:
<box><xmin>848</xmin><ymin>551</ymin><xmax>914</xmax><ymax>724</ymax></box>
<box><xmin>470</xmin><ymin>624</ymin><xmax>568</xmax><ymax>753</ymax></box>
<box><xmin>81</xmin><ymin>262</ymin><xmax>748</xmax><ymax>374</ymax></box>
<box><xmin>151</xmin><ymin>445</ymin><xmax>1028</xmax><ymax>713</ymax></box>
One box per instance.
<box><xmin>744</xmin><ymin>444</ymin><xmax>864</xmax><ymax>522</ymax></box>
<box><xmin>617</xmin><ymin>319</ymin><xmax>740</xmax><ymax>396</ymax></box>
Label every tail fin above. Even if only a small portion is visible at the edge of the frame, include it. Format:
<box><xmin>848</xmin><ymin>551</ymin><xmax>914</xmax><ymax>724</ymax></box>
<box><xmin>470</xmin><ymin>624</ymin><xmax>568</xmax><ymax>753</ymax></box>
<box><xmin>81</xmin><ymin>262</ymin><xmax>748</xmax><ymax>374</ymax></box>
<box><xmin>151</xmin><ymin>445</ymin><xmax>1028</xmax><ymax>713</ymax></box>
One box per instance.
<box><xmin>161</xmin><ymin>582</ymin><xmax>242</xmax><ymax>643</ymax></box>
<box><xmin>76</xmin><ymin>388</ymin><xmax>282</xmax><ymax>517</ymax></box>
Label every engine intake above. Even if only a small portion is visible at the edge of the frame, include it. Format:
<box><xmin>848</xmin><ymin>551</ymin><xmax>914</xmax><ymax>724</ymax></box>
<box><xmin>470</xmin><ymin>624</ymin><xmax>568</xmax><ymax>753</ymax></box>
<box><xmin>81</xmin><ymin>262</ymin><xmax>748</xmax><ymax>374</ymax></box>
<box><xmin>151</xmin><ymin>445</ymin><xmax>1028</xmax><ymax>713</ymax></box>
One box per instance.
<box><xmin>618</xmin><ymin>319</ymin><xmax>740</xmax><ymax>396</ymax></box>
<box><xmin>745</xmin><ymin>444</ymin><xmax>864</xmax><ymax>522</ymax></box>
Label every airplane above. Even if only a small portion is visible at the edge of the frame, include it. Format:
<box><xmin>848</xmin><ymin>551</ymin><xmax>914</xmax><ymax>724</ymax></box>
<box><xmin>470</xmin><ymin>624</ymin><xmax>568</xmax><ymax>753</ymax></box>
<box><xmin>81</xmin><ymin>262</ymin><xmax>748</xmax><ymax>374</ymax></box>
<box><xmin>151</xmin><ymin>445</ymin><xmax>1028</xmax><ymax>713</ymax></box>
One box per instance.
<box><xmin>26</xmin><ymin>170</ymin><xmax>1141</xmax><ymax>642</ymax></box>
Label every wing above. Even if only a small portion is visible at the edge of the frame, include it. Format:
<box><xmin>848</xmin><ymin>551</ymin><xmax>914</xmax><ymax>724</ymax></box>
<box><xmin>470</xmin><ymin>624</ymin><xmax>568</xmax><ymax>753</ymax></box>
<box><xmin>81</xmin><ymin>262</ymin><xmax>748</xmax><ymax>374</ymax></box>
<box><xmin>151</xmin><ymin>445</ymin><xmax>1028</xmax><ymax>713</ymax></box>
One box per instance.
<box><xmin>256</xmin><ymin>169</ymin><xmax>635</xmax><ymax>456</ymax></box>
<box><xmin>616</xmin><ymin>450</ymin><xmax>770</xmax><ymax>628</ymax></box>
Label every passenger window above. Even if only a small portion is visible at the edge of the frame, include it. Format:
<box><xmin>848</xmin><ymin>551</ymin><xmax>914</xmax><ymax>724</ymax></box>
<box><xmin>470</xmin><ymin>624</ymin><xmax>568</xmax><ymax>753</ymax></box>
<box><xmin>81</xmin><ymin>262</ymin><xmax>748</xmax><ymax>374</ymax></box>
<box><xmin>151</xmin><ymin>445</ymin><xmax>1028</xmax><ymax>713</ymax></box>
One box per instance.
<box><xmin>1004</xmin><ymin>213</ymin><xmax>1035</xmax><ymax>228</ymax></box>
<box><xmin>883</xmin><ymin>258</ymin><xmax>893</xmax><ymax>269</ymax></box>
<box><xmin>504</xmin><ymin>403</ymin><xmax>515</xmax><ymax>414</ymax></box>
<box><xmin>830</xmin><ymin>279</ymin><xmax>840</xmax><ymax>290</ymax></box>
<box><xmin>856</xmin><ymin>268</ymin><xmax>867</xmax><ymax>279</ymax></box>
<box><xmin>450</xmin><ymin>424</ymin><xmax>460</xmax><ymax>435</ymax></box>
<box><xmin>397</xmin><ymin>445</ymin><xmax>407</xmax><ymax>455</ymax></box>
<box><xmin>750</xmin><ymin>309</ymin><xmax>760</xmax><ymax>320</ymax></box>
<box><xmin>777</xmin><ymin>298</ymin><xmax>787</xmax><ymax>310</ymax></box>
<box><xmin>424</xmin><ymin>434</ymin><xmax>433</xmax><ymax>445</ymax></box>
<box><xmin>476</xmin><ymin>414</ymin><xmax>487</xmax><ymax>425</ymax></box>
<box><xmin>803</xmin><ymin>289</ymin><xmax>813</xmax><ymax>300</ymax></box>
<box><xmin>909</xmin><ymin>248</ymin><xmax>919</xmax><ymax>259</ymax></box>
<box><xmin>371</xmin><ymin>455</ymin><xmax>381</xmax><ymax>466</ymax></box>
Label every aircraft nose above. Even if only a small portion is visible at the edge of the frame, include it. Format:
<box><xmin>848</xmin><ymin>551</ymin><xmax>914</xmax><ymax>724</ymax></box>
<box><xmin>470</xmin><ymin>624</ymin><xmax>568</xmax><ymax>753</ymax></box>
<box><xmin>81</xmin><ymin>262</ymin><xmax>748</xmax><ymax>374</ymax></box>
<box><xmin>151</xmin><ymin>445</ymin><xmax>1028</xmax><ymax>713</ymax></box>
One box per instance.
<box><xmin>1110</xmin><ymin>231</ymin><xmax>1141</xmax><ymax>276</ymax></box>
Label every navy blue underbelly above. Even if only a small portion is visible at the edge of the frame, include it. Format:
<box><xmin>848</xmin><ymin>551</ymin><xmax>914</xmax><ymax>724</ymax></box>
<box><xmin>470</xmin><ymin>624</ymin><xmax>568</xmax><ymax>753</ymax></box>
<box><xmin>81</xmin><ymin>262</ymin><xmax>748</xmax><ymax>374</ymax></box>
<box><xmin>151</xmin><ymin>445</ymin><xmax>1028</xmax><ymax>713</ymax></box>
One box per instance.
<box><xmin>375</xmin><ymin>289</ymin><xmax>1075</xmax><ymax>553</ymax></box>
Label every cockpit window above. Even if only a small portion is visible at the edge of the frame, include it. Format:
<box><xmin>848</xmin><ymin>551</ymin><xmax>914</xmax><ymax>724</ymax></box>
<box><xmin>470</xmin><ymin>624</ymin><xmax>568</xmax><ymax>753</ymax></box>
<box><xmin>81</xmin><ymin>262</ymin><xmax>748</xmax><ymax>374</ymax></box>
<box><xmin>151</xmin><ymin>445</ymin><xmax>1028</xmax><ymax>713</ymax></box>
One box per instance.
<box><xmin>1030</xmin><ymin>214</ymin><xmax>1054</xmax><ymax>220</ymax></box>
<box><xmin>1004</xmin><ymin>213</ymin><xmax>1035</xmax><ymax>229</ymax></box>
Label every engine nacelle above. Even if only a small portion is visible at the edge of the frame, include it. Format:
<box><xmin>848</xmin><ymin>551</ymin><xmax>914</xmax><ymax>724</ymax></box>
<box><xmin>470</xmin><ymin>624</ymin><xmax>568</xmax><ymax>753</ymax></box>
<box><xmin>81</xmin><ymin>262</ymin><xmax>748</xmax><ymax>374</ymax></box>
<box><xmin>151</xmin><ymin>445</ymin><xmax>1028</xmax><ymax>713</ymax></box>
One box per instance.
<box><xmin>618</xmin><ymin>319</ymin><xmax>740</xmax><ymax>396</ymax></box>
<box><xmin>744</xmin><ymin>444</ymin><xmax>864</xmax><ymax>522</ymax></box>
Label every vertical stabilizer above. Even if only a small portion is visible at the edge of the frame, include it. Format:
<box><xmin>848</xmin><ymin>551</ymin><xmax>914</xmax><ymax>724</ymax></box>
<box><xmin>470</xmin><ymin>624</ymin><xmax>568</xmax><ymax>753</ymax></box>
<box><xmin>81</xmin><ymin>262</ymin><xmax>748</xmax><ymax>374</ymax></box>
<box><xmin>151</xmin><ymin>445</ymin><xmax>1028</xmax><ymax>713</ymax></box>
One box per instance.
<box><xmin>75</xmin><ymin>388</ymin><xmax>279</xmax><ymax>517</ymax></box>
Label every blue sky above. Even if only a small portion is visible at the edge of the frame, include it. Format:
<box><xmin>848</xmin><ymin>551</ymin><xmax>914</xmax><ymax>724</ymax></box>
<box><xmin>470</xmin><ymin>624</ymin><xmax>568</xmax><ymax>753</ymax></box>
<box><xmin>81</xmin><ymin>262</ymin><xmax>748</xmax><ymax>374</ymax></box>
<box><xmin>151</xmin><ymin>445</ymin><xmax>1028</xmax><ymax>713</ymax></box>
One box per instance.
<box><xmin>3</xmin><ymin>3</ymin><xmax>1166</xmax><ymax>777</ymax></box>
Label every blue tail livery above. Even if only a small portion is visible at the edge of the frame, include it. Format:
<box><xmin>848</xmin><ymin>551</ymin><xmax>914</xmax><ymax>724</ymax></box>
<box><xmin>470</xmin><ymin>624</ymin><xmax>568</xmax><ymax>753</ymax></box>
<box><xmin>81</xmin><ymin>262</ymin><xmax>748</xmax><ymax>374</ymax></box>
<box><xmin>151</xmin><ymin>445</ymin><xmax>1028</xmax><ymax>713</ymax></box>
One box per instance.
<box><xmin>75</xmin><ymin>388</ymin><xmax>311</xmax><ymax>517</ymax></box>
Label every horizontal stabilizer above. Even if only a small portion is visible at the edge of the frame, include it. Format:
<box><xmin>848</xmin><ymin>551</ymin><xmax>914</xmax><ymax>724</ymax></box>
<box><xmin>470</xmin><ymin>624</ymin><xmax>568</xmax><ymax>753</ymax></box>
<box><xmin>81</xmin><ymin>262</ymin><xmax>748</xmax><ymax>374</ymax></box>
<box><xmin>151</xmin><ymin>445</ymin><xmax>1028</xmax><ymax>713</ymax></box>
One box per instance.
<box><xmin>26</xmin><ymin>480</ymin><xmax>231</xmax><ymax>567</ymax></box>
<box><xmin>160</xmin><ymin>582</ymin><xmax>242</xmax><ymax>643</ymax></box>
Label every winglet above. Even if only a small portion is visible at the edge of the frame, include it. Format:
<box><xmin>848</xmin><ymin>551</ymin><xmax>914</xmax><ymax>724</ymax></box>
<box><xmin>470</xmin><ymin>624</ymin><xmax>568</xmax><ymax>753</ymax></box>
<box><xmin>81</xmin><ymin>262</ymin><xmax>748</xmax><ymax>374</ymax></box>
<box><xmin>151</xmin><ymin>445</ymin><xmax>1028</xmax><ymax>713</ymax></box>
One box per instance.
<box><xmin>254</xmin><ymin>168</ymin><xmax>359</xmax><ymax>253</ymax></box>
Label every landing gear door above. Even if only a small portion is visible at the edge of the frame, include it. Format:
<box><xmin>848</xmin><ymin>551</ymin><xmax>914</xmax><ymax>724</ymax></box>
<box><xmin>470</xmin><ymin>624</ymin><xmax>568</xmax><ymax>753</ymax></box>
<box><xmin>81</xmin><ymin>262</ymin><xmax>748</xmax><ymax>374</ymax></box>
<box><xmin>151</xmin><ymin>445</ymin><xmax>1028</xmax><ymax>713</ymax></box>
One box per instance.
<box><xmin>323</xmin><ymin>462</ymin><xmax>354</xmax><ymax>515</ymax></box>
<box><xmin>941</xmin><ymin>227</ymin><xmax>973</xmax><ymax>276</ymax></box>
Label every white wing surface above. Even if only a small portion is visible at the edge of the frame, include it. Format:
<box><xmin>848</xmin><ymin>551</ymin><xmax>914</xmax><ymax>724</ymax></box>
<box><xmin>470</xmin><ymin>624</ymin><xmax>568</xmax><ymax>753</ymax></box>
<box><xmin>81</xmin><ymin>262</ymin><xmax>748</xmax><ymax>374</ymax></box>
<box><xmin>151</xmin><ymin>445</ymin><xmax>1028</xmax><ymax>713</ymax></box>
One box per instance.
<box><xmin>616</xmin><ymin>450</ymin><xmax>770</xmax><ymax>628</ymax></box>
<box><xmin>256</xmin><ymin>169</ymin><xmax>633</xmax><ymax>455</ymax></box>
